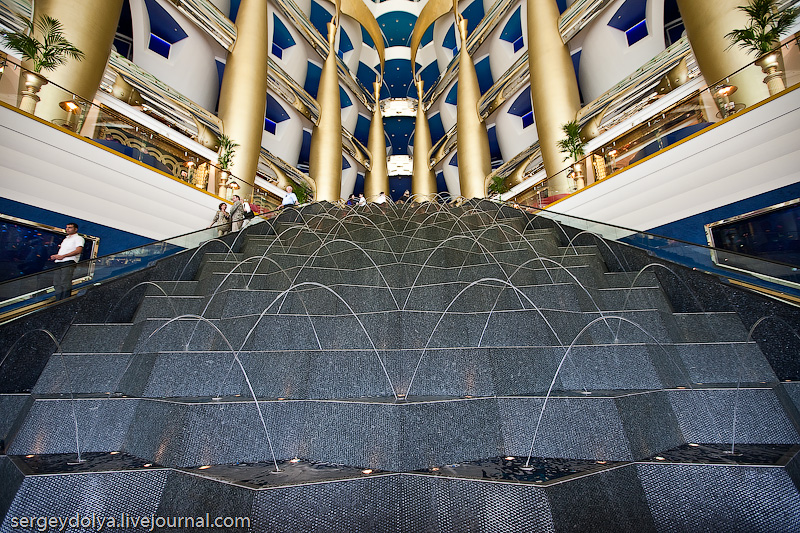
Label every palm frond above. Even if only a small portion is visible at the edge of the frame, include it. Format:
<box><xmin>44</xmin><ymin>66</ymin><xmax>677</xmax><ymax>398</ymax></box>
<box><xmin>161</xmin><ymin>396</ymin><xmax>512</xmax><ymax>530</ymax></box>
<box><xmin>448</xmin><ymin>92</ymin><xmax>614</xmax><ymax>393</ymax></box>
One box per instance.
<box><xmin>558</xmin><ymin>120</ymin><xmax>585</xmax><ymax>162</ymax></box>
<box><xmin>0</xmin><ymin>14</ymin><xmax>83</xmax><ymax>72</ymax></box>
<box><xmin>726</xmin><ymin>0</ymin><xmax>799</xmax><ymax>57</ymax></box>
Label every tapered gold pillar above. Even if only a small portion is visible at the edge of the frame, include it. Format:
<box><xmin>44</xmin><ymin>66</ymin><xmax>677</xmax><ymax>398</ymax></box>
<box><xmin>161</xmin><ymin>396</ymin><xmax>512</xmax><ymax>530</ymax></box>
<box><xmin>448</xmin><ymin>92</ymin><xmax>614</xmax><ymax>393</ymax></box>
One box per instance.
<box><xmin>218</xmin><ymin>0</ymin><xmax>268</xmax><ymax>200</ymax></box>
<box><xmin>28</xmin><ymin>0</ymin><xmax>123</xmax><ymax>125</ymax></box>
<box><xmin>309</xmin><ymin>23</ymin><xmax>343</xmax><ymax>202</ymax></box>
<box><xmin>676</xmin><ymin>0</ymin><xmax>768</xmax><ymax>109</ymax></box>
<box><xmin>363</xmin><ymin>82</ymin><xmax>389</xmax><ymax>201</ymax></box>
<box><xmin>412</xmin><ymin>80</ymin><xmax>437</xmax><ymax>201</ymax></box>
<box><xmin>455</xmin><ymin>19</ymin><xmax>491</xmax><ymax>199</ymax></box>
<box><xmin>527</xmin><ymin>0</ymin><xmax>581</xmax><ymax>194</ymax></box>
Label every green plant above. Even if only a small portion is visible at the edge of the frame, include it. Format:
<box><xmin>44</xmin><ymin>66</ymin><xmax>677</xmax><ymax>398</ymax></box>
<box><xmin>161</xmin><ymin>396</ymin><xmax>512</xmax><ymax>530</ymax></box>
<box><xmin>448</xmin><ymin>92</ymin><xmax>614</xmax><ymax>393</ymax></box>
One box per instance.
<box><xmin>217</xmin><ymin>134</ymin><xmax>239</xmax><ymax>171</ymax></box>
<box><xmin>487</xmin><ymin>174</ymin><xmax>508</xmax><ymax>196</ymax></box>
<box><xmin>291</xmin><ymin>180</ymin><xmax>312</xmax><ymax>204</ymax></box>
<box><xmin>557</xmin><ymin>119</ymin><xmax>586</xmax><ymax>163</ymax></box>
<box><xmin>1</xmin><ymin>14</ymin><xmax>84</xmax><ymax>73</ymax></box>
<box><xmin>725</xmin><ymin>0</ymin><xmax>799</xmax><ymax>56</ymax></box>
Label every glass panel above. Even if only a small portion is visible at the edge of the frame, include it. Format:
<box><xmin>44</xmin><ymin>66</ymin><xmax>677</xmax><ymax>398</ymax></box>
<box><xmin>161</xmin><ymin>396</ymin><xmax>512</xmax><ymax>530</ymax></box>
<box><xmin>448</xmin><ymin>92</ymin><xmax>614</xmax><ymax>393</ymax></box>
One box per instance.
<box><xmin>0</xmin><ymin>211</ymin><xmax>279</xmax><ymax>319</ymax></box>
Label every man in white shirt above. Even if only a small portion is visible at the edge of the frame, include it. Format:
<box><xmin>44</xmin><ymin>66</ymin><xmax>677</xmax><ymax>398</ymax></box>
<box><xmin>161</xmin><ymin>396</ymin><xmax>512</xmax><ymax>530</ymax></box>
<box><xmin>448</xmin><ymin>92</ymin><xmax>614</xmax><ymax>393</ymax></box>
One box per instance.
<box><xmin>374</xmin><ymin>191</ymin><xmax>387</xmax><ymax>204</ymax></box>
<box><xmin>282</xmin><ymin>185</ymin><xmax>298</xmax><ymax>207</ymax></box>
<box><xmin>49</xmin><ymin>222</ymin><xmax>85</xmax><ymax>300</ymax></box>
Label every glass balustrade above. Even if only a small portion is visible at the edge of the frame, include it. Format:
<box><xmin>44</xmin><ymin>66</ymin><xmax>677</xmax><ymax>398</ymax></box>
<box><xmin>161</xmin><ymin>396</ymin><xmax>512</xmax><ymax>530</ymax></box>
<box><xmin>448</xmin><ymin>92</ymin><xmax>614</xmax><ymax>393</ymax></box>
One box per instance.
<box><xmin>512</xmin><ymin>202</ymin><xmax>800</xmax><ymax>301</ymax></box>
<box><xmin>0</xmin><ymin>209</ymin><xmax>280</xmax><ymax>320</ymax></box>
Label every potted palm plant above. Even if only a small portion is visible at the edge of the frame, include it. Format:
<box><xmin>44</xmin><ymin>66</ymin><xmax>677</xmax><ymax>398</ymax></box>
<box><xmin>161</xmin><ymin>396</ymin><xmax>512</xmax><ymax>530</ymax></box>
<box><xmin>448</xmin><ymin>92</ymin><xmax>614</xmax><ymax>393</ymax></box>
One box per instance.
<box><xmin>725</xmin><ymin>0</ymin><xmax>799</xmax><ymax>95</ymax></box>
<box><xmin>1</xmin><ymin>14</ymin><xmax>84</xmax><ymax>113</ymax></box>
<box><xmin>557</xmin><ymin>119</ymin><xmax>587</xmax><ymax>190</ymax></box>
<box><xmin>216</xmin><ymin>134</ymin><xmax>239</xmax><ymax>197</ymax></box>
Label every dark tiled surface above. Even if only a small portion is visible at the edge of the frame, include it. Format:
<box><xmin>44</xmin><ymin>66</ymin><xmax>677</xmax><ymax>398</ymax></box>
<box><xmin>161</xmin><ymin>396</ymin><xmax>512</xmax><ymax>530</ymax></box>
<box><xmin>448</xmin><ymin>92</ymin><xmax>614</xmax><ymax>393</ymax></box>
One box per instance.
<box><xmin>2</xmin><ymin>203</ymin><xmax>800</xmax><ymax>531</ymax></box>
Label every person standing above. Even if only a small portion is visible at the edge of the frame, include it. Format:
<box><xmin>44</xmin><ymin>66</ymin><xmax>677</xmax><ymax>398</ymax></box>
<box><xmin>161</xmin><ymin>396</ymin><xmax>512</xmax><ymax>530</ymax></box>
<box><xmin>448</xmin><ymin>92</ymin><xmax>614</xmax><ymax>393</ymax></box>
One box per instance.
<box><xmin>208</xmin><ymin>203</ymin><xmax>231</xmax><ymax>236</ymax></box>
<box><xmin>230</xmin><ymin>195</ymin><xmax>245</xmax><ymax>231</ymax></box>
<box><xmin>282</xmin><ymin>185</ymin><xmax>298</xmax><ymax>207</ymax></box>
<box><xmin>49</xmin><ymin>222</ymin><xmax>84</xmax><ymax>301</ymax></box>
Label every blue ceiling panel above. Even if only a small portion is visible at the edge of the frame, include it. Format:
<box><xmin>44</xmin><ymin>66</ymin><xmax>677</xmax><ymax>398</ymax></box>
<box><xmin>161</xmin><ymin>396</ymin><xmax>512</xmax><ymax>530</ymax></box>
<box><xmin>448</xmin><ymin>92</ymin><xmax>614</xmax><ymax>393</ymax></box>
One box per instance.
<box><xmin>418</xmin><ymin>61</ymin><xmax>440</xmax><ymax>94</ymax></box>
<box><xmin>508</xmin><ymin>87</ymin><xmax>532</xmax><ymax>117</ymax></box>
<box><xmin>230</xmin><ymin>0</ymin><xmax>241</xmax><ymax>22</ymax></box>
<box><xmin>273</xmin><ymin>15</ymin><xmax>296</xmax><ymax>50</ymax></box>
<box><xmin>355</xmin><ymin>114</ymin><xmax>371</xmax><ymax>145</ymax></box>
<box><xmin>499</xmin><ymin>7</ymin><xmax>522</xmax><ymax>44</ymax></box>
<box><xmin>384</xmin><ymin>59</ymin><xmax>413</xmax><ymax>98</ymax></box>
<box><xmin>449</xmin><ymin>153</ymin><xmax>458</xmax><ymax>166</ymax></box>
<box><xmin>357</xmin><ymin>62</ymin><xmax>378</xmax><ymax>94</ymax></box>
<box><xmin>354</xmin><ymin>173</ymin><xmax>365</xmax><ymax>195</ymax></box>
<box><xmin>419</xmin><ymin>24</ymin><xmax>434</xmax><ymax>47</ymax></box>
<box><xmin>304</xmin><ymin>62</ymin><xmax>321</xmax><ymax>98</ymax></box>
<box><xmin>626</xmin><ymin>20</ymin><xmax>649</xmax><ymax>45</ymax></box>
<box><xmin>428</xmin><ymin>113</ymin><xmax>445</xmax><ymax>144</ymax></box>
<box><xmin>266</xmin><ymin>94</ymin><xmax>290</xmax><ymax>123</ymax></box>
<box><xmin>475</xmin><ymin>56</ymin><xmax>493</xmax><ymax>95</ymax></box>
<box><xmin>361</xmin><ymin>26</ymin><xmax>375</xmax><ymax>48</ymax></box>
<box><xmin>390</xmin><ymin>177</ymin><xmax>412</xmax><ymax>199</ymax></box>
<box><xmin>487</xmin><ymin>124</ymin><xmax>502</xmax><ymax>164</ymax></box>
<box><xmin>445</xmin><ymin>83</ymin><xmax>458</xmax><ymax>105</ymax></box>
<box><xmin>442</xmin><ymin>24</ymin><xmax>458</xmax><ymax>53</ymax></box>
<box><xmin>608</xmin><ymin>0</ymin><xmax>648</xmax><ymax>32</ymax></box>
<box><xmin>385</xmin><ymin>116</ymin><xmax>414</xmax><ymax>156</ymax></box>
<box><xmin>144</xmin><ymin>0</ymin><xmax>187</xmax><ymax>44</ymax></box>
<box><xmin>340</xmin><ymin>87</ymin><xmax>352</xmax><ymax>108</ymax></box>
<box><xmin>436</xmin><ymin>171</ymin><xmax>448</xmax><ymax>195</ymax></box>
<box><xmin>378</xmin><ymin>12</ymin><xmax>416</xmax><ymax>47</ymax></box>
<box><xmin>310</xmin><ymin>1</ymin><xmax>333</xmax><ymax>39</ymax></box>
<box><xmin>298</xmin><ymin>129</ymin><xmax>312</xmax><ymax>170</ymax></box>
<box><xmin>148</xmin><ymin>34</ymin><xmax>171</xmax><ymax>58</ymax></box>
<box><xmin>342</xmin><ymin>156</ymin><xmax>351</xmax><ymax>169</ymax></box>
<box><xmin>461</xmin><ymin>0</ymin><xmax>485</xmax><ymax>35</ymax></box>
<box><xmin>339</xmin><ymin>28</ymin><xmax>354</xmax><ymax>57</ymax></box>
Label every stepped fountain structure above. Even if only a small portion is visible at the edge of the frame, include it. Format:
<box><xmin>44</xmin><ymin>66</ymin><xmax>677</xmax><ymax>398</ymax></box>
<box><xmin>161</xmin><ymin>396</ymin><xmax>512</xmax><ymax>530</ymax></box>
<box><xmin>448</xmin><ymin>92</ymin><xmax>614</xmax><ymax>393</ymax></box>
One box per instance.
<box><xmin>1</xmin><ymin>200</ymin><xmax>800</xmax><ymax>531</ymax></box>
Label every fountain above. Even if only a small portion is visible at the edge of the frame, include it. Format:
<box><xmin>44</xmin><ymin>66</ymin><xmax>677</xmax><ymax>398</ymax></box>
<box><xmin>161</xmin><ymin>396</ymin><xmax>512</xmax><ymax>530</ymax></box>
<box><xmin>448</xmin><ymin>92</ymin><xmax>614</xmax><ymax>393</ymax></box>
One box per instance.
<box><xmin>2</xmin><ymin>200</ymin><xmax>800</xmax><ymax>531</ymax></box>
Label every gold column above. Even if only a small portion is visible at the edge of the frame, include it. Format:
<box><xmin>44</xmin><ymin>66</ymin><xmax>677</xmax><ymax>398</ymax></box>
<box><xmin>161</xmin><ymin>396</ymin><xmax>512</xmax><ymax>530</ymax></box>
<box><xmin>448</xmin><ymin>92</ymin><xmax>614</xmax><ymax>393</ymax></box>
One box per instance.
<box><xmin>29</xmin><ymin>0</ymin><xmax>123</xmax><ymax>124</ymax></box>
<box><xmin>309</xmin><ymin>23</ymin><xmax>343</xmax><ymax>202</ymax></box>
<box><xmin>455</xmin><ymin>18</ymin><xmax>491</xmax><ymax>199</ymax></box>
<box><xmin>363</xmin><ymin>82</ymin><xmax>389</xmax><ymax>200</ymax></box>
<box><xmin>218</xmin><ymin>0</ymin><xmax>268</xmax><ymax>200</ymax></box>
<box><xmin>412</xmin><ymin>80</ymin><xmax>437</xmax><ymax>201</ymax></box>
<box><xmin>675</xmin><ymin>0</ymin><xmax>768</xmax><ymax>109</ymax></box>
<box><xmin>526</xmin><ymin>0</ymin><xmax>581</xmax><ymax>194</ymax></box>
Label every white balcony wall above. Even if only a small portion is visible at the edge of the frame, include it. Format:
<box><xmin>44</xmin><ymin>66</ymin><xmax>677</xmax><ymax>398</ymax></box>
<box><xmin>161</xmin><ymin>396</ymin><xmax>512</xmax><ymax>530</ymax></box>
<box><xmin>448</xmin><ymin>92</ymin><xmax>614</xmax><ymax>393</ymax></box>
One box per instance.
<box><xmin>577</xmin><ymin>0</ymin><xmax>666</xmax><ymax>102</ymax></box>
<box><xmin>129</xmin><ymin>0</ymin><xmax>225</xmax><ymax>111</ymax></box>
<box><xmin>269</xmin><ymin>7</ymin><xmax>310</xmax><ymax>84</ymax></box>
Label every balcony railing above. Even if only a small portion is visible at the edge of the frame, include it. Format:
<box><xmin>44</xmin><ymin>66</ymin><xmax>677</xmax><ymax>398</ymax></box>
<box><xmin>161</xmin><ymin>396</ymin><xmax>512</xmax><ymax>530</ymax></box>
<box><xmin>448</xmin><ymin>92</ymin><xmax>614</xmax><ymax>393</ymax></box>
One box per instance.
<box><xmin>0</xmin><ymin>57</ymin><xmax>277</xmax><ymax>211</ymax></box>
<box><xmin>0</xmin><ymin>208</ymin><xmax>282</xmax><ymax>322</ymax></box>
<box><xmin>513</xmin><ymin>35</ymin><xmax>800</xmax><ymax>208</ymax></box>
